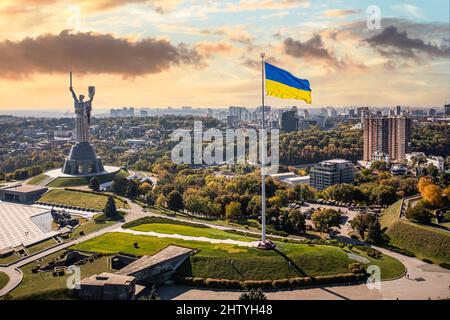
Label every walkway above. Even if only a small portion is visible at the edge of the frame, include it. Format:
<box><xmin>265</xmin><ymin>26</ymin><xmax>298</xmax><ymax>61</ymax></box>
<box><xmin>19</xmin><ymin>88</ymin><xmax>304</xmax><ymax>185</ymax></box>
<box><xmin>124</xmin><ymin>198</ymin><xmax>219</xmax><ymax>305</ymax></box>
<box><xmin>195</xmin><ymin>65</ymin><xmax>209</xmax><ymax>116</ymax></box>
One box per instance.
<box><xmin>113</xmin><ymin>228</ymin><xmax>257</xmax><ymax>247</ymax></box>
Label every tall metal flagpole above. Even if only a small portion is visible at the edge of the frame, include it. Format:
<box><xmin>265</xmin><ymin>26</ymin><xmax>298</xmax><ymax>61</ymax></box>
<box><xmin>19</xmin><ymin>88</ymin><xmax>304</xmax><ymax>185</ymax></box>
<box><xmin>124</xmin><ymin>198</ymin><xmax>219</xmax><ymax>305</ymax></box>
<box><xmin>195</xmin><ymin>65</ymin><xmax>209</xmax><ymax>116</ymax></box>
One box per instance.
<box><xmin>260</xmin><ymin>52</ymin><xmax>266</xmax><ymax>245</ymax></box>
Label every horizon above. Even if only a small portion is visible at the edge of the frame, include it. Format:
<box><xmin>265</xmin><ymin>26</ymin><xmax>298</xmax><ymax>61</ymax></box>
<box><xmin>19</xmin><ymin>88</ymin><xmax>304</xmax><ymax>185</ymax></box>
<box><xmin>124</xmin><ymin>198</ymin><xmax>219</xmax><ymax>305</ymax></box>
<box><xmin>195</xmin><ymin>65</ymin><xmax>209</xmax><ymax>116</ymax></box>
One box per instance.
<box><xmin>0</xmin><ymin>0</ymin><xmax>449</xmax><ymax>109</ymax></box>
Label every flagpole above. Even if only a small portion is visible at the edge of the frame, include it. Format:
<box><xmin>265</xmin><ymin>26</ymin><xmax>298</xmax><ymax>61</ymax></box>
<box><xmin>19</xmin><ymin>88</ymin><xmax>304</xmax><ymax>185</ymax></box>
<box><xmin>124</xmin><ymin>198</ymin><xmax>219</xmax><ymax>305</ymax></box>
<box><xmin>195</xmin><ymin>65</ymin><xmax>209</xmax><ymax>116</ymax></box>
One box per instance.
<box><xmin>260</xmin><ymin>52</ymin><xmax>266</xmax><ymax>245</ymax></box>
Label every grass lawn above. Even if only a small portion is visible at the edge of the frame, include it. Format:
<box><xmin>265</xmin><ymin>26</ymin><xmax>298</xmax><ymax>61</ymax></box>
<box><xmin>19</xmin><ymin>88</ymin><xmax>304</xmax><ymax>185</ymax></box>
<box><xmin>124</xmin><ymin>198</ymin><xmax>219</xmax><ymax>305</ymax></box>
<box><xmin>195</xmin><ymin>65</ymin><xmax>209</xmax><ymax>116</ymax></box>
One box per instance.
<box><xmin>131</xmin><ymin>223</ymin><xmax>254</xmax><ymax>242</ymax></box>
<box><xmin>27</xmin><ymin>238</ymin><xmax>58</xmax><ymax>255</ymax></box>
<box><xmin>0</xmin><ymin>254</ymin><xmax>20</xmax><ymax>265</ymax></box>
<box><xmin>0</xmin><ymin>271</ymin><xmax>9</xmax><ymax>290</ymax></box>
<box><xmin>47</xmin><ymin>170</ymin><xmax>129</xmax><ymax>188</ymax></box>
<box><xmin>381</xmin><ymin>200</ymin><xmax>450</xmax><ymax>264</ymax></box>
<box><xmin>68</xmin><ymin>219</ymin><xmax>116</xmax><ymax>240</ymax></box>
<box><xmin>27</xmin><ymin>173</ymin><xmax>47</xmax><ymax>185</ymax></box>
<box><xmin>71</xmin><ymin>232</ymin><xmax>404</xmax><ymax>281</ymax></box>
<box><xmin>9</xmin><ymin>251</ymin><xmax>111</xmax><ymax>300</ymax></box>
<box><xmin>39</xmin><ymin>189</ymin><xmax>128</xmax><ymax>210</ymax></box>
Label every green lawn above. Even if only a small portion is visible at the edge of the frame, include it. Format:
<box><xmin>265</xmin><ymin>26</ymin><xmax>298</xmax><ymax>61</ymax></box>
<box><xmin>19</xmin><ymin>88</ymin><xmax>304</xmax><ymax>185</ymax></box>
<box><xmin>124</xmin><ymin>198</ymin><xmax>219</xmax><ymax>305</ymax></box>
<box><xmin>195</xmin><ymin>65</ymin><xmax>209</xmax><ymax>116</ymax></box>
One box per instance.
<box><xmin>47</xmin><ymin>170</ymin><xmax>129</xmax><ymax>188</ymax></box>
<box><xmin>381</xmin><ymin>200</ymin><xmax>450</xmax><ymax>264</ymax></box>
<box><xmin>39</xmin><ymin>189</ymin><xmax>128</xmax><ymax>210</ymax></box>
<box><xmin>0</xmin><ymin>271</ymin><xmax>9</xmax><ymax>290</ymax></box>
<box><xmin>26</xmin><ymin>238</ymin><xmax>58</xmax><ymax>255</ymax></box>
<box><xmin>71</xmin><ymin>232</ymin><xmax>404</xmax><ymax>281</ymax></box>
<box><xmin>9</xmin><ymin>251</ymin><xmax>111</xmax><ymax>300</ymax></box>
<box><xmin>130</xmin><ymin>223</ymin><xmax>253</xmax><ymax>242</ymax></box>
<box><xmin>0</xmin><ymin>254</ymin><xmax>20</xmax><ymax>266</ymax></box>
<box><xmin>27</xmin><ymin>173</ymin><xmax>47</xmax><ymax>185</ymax></box>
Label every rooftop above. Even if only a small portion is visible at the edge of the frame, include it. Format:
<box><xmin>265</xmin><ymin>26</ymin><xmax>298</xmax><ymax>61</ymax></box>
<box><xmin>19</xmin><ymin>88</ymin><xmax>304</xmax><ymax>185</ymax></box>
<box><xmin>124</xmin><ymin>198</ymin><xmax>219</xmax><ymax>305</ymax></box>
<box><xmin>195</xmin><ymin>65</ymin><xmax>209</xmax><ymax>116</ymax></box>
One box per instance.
<box><xmin>117</xmin><ymin>245</ymin><xmax>195</xmax><ymax>276</ymax></box>
<box><xmin>80</xmin><ymin>272</ymin><xmax>135</xmax><ymax>286</ymax></box>
<box><xmin>1</xmin><ymin>184</ymin><xmax>47</xmax><ymax>193</ymax></box>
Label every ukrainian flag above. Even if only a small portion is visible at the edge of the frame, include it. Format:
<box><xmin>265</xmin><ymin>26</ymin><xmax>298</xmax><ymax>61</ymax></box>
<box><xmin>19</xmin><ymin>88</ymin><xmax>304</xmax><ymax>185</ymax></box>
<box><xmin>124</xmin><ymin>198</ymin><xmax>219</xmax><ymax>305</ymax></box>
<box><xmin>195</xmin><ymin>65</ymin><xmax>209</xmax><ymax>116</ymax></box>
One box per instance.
<box><xmin>265</xmin><ymin>62</ymin><xmax>312</xmax><ymax>104</ymax></box>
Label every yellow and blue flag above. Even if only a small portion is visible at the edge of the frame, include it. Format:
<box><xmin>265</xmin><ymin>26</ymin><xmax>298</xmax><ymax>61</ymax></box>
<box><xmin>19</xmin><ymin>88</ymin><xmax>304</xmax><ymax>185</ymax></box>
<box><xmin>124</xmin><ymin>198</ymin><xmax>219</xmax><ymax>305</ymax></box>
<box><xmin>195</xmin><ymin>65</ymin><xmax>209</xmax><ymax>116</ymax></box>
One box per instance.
<box><xmin>265</xmin><ymin>62</ymin><xmax>312</xmax><ymax>104</ymax></box>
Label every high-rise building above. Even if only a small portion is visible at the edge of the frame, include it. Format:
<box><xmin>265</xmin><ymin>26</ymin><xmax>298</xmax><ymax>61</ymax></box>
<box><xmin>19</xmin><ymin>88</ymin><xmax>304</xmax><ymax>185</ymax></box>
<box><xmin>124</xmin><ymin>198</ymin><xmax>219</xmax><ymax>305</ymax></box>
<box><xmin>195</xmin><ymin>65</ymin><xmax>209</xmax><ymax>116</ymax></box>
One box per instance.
<box><xmin>280</xmin><ymin>110</ymin><xmax>298</xmax><ymax>132</ymax></box>
<box><xmin>363</xmin><ymin>116</ymin><xmax>412</xmax><ymax>162</ymax></box>
<box><xmin>444</xmin><ymin>104</ymin><xmax>450</xmax><ymax>116</ymax></box>
<box><xmin>309</xmin><ymin>159</ymin><xmax>355</xmax><ymax>191</ymax></box>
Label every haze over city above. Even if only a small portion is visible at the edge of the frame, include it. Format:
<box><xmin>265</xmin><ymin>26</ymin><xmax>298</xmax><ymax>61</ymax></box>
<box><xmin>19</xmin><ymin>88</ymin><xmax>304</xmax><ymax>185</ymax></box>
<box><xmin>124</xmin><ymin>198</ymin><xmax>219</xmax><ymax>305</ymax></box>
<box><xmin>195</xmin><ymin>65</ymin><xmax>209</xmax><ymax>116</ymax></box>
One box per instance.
<box><xmin>0</xmin><ymin>0</ymin><xmax>449</xmax><ymax>110</ymax></box>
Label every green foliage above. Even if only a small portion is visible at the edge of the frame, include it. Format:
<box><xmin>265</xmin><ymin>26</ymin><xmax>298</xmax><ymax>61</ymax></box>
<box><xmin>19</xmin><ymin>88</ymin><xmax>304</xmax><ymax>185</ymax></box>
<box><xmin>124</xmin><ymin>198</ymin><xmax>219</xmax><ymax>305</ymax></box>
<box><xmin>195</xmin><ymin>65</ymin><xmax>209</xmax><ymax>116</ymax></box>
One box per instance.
<box><xmin>122</xmin><ymin>216</ymin><xmax>209</xmax><ymax>229</ymax></box>
<box><xmin>89</xmin><ymin>177</ymin><xmax>100</xmax><ymax>191</ymax></box>
<box><xmin>103</xmin><ymin>196</ymin><xmax>117</xmax><ymax>219</ymax></box>
<box><xmin>406</xmin><ymin>203</ymin><xmax>433</xmax><ymax>224</ymax></box>
<box><xmin>167</xmin><ymin>190</ymin><xmax>184</xmax><ymax>212</ymax></box>
<box><xmin>225</xmin><ymin>202</ymin><xmax>242</xmax><ymax>221</ymax></box>
<box><xmin>311</xmin><ymin>209</ymin><xmax>341</xmax><ymax>232</ymax></box>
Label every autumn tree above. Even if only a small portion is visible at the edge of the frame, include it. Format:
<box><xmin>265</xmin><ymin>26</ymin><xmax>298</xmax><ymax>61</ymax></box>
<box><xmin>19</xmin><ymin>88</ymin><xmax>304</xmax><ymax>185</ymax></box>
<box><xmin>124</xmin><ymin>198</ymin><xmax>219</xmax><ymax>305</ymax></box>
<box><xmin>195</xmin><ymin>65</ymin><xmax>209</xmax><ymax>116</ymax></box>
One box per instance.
<box><xmin>311</xmin><ymin>209</ymin><xmax>341</xmax><ymax>233</ymax></box>
<box><xmin>225</xmin><ymin>201</ymin><xmax>241</xmax><ymax>221</ymax></box>
<box><xmin>422</xmin><ymin>184</ymin><xmax>443</xmax><ymax>207</ymax></box>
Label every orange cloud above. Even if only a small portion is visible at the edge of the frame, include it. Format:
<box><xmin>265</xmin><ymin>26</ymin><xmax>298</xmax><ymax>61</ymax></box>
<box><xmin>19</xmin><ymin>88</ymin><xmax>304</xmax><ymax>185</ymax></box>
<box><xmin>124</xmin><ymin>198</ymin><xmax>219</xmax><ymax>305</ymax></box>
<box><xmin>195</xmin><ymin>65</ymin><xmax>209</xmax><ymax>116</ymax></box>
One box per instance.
<box><xmin>324</xmin><ymin>9</ymin><xmax>359</xmax><ymax>18</ymax></box>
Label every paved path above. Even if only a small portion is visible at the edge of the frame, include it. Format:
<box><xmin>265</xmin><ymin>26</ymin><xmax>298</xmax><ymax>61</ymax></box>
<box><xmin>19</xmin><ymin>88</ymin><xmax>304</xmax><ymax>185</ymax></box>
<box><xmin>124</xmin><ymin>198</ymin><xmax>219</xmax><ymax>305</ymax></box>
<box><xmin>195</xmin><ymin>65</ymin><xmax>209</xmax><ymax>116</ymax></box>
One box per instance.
<box><xmin>113</xmin><ymin>228</ymin><xmax>257</xmax><ymax>247</ymax></box>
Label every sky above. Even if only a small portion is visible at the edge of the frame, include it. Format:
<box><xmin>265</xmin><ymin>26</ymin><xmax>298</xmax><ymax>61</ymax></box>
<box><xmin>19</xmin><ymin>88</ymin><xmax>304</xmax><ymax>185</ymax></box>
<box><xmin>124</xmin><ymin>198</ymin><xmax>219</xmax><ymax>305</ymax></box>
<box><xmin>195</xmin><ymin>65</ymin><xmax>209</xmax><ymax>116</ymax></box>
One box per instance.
<box><xmin>0</xmin><ymin>0</ymin><xmax>448</xmax><ymax>111</ymax></box>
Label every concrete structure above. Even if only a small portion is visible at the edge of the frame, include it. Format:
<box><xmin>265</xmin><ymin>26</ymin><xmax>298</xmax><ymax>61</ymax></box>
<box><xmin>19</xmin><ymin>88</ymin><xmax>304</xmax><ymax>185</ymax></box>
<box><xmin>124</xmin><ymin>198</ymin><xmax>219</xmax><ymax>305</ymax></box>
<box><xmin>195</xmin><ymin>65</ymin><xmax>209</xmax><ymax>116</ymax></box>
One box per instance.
<box><xmin>78</xmin><ymin>272</ymin><xmax>136</xmax><ymax>300</ymax></box>
<box><xmin>0</xmin><ymin>202</ymin><xmax>60</xmax><ymax>253</ymax></box>
<box><xmin>268</xmin><ymin>172</ymin><xmax>309</xmax><ymax>186</ymax></box>
<box><xmin>309</xmin><ymin>159</ymin><xmax>354</xmax><ymax>191</ymax></box>
<box><xmin>363</xmin><ymin>116</ymin><xmax>412</xmax><ymax>162</ymax></box>
<box><xmin>0</xmin><ymin>185</ymin><xmax>48</xmax><ymax>204</ymax></box>
<box><xmin>116</xmin><ymin>245</ymin><xmax>195</xmax><ymax>283</ymax></box>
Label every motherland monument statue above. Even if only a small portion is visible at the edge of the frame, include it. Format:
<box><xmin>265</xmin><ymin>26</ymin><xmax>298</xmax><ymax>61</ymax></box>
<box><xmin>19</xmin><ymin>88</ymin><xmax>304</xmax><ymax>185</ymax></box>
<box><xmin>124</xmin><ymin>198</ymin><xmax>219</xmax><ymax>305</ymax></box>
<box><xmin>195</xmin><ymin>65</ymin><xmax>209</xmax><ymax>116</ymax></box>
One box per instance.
<box><xmin>62</xmin><ymin>72</ymin><xmax>104</xmax><ymax>175</ymax></box>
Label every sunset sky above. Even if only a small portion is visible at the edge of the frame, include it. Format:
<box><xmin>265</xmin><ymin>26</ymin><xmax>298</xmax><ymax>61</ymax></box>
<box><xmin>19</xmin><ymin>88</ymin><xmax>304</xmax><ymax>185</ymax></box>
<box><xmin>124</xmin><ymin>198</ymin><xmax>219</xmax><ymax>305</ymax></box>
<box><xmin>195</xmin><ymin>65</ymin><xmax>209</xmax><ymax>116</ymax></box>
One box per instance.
<box><xmin>0</xmin><ymin>0</ymin><xmax>448</xmax><ymax>111</ymax></box>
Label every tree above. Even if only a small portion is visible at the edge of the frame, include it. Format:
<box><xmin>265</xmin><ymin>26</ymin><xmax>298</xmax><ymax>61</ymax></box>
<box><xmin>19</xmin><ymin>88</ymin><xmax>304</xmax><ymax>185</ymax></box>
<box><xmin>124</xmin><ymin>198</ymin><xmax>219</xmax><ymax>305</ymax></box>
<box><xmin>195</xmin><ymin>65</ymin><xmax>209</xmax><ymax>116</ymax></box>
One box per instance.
<box><xmin>156</xmin><ymin>194</ymin><xmax>167</xmax><ymax>207</ymax></box>
<box><xmin>417</xmin><ymin>177</ymin><xmax>433</xmax><ymax>194</ymax></box>
<box><xmin>370</xmin><ymin>185</ymin><xmax>396</xmax><ymax>206</ymax></box>
<box><xmin>311</xmin><ymin>209</ymin><xmax>341</xmax><ymax>233</ymax></box>
<box><xmin>239</xmin><ymin>288</ymin><xmax>267</xmax><ymax>301</ymax></box>
<box><xmin>112</xmin><ymin>177</ymin><xmax>128</xmax><ymax>196</ymax></box>
<box><xmin>225</xmin><ymin>201</ymin><xmax>241</xmax><ymax>221</ymax></box>
<box><xmin>126</xmin><ymin>180</ymin><xmax>139</xmax><ymax>199</ymax></box>
<box><xmin>444</xmin><ymin>186</ymin><xmax>450</xmax><ymax>200</ymax></box>
<box><xmin>145</xmin><ymin>192</ymin><xmax>156</xmax><ymax>206</ymax></box>
<box><xmin>366</xmin><ymin>217</ymin><xmax>383</xmax><ymax>244</ymax></box>
<box><xmin>104</xmin><ymin>196</ymin><xmax>118</xmax><ymax>218</ymax></box>
<box><xmin>406</xmin><ymin>202</ymin><xmax>433</xmax><ymax>224</ymax></box>
<box><xmin>422</xmin><ymin>184</ymin><xmax>443</xmax><ymax>208</ymax></box>
<box><xmin>139</xmin><ymin>182</ymin><xmax>152</xmax><ymax>195</ymax></box>
<box><xmin>288</xmin><ymin>209</ymin><xmax>306</xmax><ymax>234</ymax></box>
<box><xmin>350</xmin><ymin>213</ymin><xmax>375</xmax><ymax>238</ymax></box>
<box><xmin>89</xmin><ymin>177</ymin><xmax>100</xmax><ymax>191</ymax></box>
<box><xmin>370</xmin><ymin>160</ymin><xmax>390</xmax><ymax>172</ymax></box>
<box><xmin>167</xmin><ymin>190</ymin><xmax>184</xmax><ymax>212</ymax></box>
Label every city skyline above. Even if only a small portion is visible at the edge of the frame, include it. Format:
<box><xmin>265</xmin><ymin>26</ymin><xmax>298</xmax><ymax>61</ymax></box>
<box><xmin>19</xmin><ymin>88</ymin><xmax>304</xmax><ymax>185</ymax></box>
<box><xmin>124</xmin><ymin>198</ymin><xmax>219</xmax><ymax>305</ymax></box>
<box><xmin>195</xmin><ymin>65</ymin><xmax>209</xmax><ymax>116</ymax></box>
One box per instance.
<box><xmin>0</xmin><ymin>0</ymin><xmax>449</xmax><ymax>110</ymax></box>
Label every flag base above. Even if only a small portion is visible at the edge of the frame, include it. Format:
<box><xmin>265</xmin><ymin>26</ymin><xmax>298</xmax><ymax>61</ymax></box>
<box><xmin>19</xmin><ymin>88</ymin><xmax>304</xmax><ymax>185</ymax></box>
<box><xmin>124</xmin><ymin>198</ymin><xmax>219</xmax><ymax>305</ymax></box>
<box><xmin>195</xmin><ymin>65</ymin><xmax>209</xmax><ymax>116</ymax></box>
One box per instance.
<box><xmin>255</xmin><ymin>240</ymin><xmax>276</xmax><ymax>250</ymax></box>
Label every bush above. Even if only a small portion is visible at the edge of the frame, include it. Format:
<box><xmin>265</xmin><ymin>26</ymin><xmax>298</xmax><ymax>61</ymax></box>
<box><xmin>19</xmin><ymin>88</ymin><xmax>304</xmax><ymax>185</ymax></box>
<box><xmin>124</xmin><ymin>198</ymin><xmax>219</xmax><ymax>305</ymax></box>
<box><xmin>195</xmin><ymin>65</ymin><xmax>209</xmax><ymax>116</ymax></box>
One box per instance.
<box><xmin>422</xmin><ymin>258</ymin><xmax>434</xmax><ymax>264</ymax></box>
<box><xmin>289</xmin><ymin>277</ymin><xmax>313</xmax><ymax>288</ymax></box>
<box><xmin>439</xmin><ymin>262</ymin><xmax>450</xmax><ymax>269</ymax></box>
<box><xmin>243</xmin><ymin>280</ymin><xmax>273</xmax><ymax>290</ymax></box>
<box><xmin>272</xmin><ymin>279</ymin><xmax>290</xmax><ymax>289</ymax></box>
<box><xmin>192</xmin><ymin>277</ymin><xmax>205</xmax><ymax>286</ymax></box>
<box><xmin>348</xmin><ymin>263</ymin><xmax>365</xmax><ymax>274</ymax></box>
<box><xmin>204</xmin><ymin>278</ymin><xmax>241</xmax><ymax>289</ymax></box>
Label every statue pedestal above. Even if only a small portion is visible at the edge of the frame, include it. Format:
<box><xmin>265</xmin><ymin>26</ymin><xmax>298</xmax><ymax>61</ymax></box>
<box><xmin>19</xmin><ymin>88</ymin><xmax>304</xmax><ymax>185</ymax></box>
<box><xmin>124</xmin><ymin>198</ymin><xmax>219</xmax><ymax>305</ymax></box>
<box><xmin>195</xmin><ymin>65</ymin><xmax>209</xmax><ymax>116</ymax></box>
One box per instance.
<box><xmin>62</xmin><ymin>142</ymin><xmax>104</xmax><ymax>175</ymax></box>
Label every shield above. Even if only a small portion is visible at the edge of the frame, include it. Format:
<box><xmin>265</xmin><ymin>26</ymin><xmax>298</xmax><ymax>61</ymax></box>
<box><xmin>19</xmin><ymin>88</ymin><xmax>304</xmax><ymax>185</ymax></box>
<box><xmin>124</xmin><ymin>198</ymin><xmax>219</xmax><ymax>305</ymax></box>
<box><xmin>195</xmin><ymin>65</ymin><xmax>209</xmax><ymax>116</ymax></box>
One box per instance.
<box><xmin>88</xmin><ymin>86</ymin><xmax>96</xmax><ymax>99</ymax></box>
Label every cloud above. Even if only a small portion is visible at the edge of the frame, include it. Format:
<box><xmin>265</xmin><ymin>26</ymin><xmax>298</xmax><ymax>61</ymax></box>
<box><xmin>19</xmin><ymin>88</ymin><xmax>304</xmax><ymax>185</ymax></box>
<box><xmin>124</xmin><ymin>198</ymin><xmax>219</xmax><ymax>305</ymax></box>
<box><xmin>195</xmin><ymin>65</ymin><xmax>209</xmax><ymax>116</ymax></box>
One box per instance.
<box><xmin>284</xmin><ymin>35</ymin><xmax>337</xmax><ymax>64</ymax></box>
<box><xmin>363</xmin><ymin>25</ymin><xmax>449</xmax><ymax>60</ymax></box>
<box><xmin>195</xmin><ymin>41</ymin><xmax>236</xmax><ymax>58</ymax></box>
<box><xmin>283</xmin><ymin>35</ymin><xmax>367</xmax><ymax>72</ymax></box>
<box><xmin>392</xmin><ymin>3</ymin><xmax>424</xmax><ymax>19</ymax></box>
<box><xmin>0</xmin><ymin>30</ymin><xmax>203</xmax><ymax>79</ymax></box>
<box><xmin>202</xmin><ymin>25</ymin><xmax>255</xmax><ymax>45</ymax></box>
<box><xmin>227</xmin><ymin>0</ymin><xmax>310</xmax><ymax>12</ymax></box>
<box><xmin>324</xmin><ymin>9</ymin><xmax>359</xmax><ymax>18</ymax></box>
<box><xmin>0</xmin><ymin>0</ymin><xmax>183</xmax><ymax>15</ymax></box>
